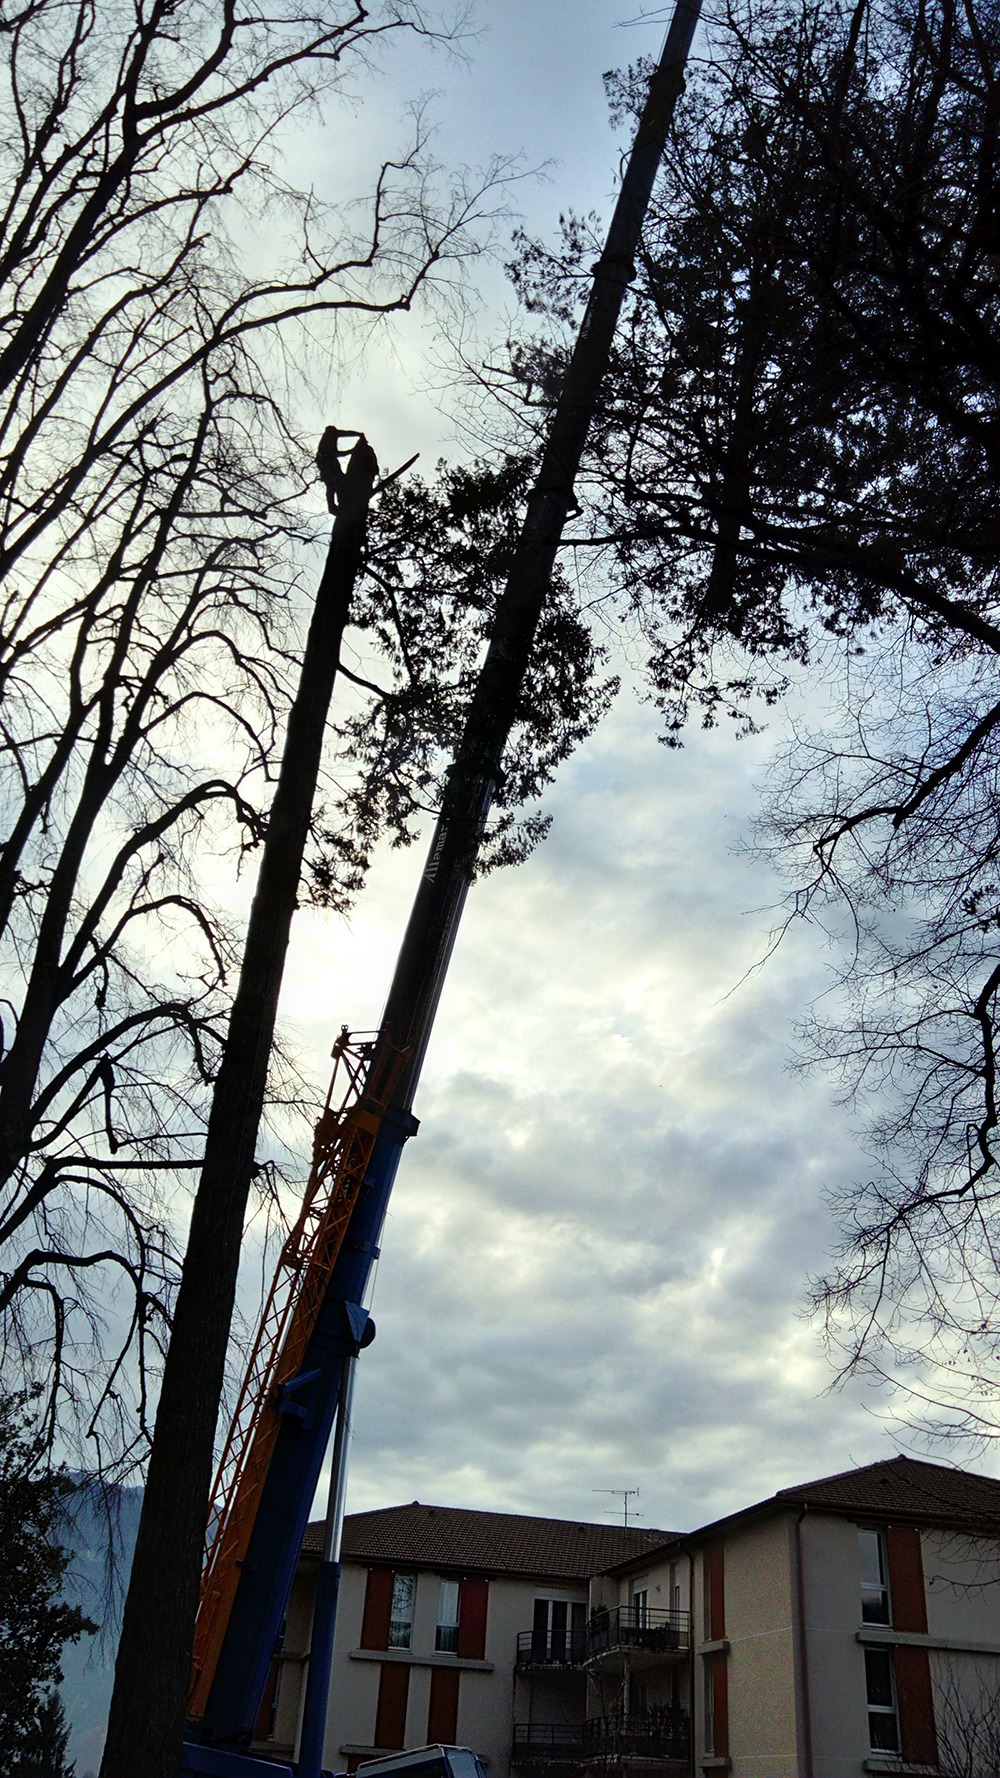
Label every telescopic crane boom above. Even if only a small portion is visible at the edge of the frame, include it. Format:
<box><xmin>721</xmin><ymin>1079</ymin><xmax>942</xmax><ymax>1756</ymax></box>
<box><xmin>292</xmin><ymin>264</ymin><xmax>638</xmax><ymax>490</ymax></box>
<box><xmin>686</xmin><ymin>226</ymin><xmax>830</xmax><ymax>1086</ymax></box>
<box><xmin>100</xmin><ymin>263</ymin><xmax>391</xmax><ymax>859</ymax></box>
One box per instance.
<box><xmin>184</xmin><ymin>2</ymin><xmax>703</xmax><ymax>1765</ymax></box>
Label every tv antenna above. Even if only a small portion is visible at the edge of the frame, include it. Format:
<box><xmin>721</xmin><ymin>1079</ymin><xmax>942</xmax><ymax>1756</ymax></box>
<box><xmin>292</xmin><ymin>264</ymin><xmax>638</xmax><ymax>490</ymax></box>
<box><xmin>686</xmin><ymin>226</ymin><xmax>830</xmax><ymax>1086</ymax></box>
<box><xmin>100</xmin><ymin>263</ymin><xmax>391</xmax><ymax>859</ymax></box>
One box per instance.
<box><xmin>594</xmin><ymin>1487</ymin><xmax>642</xmax><ymax>1529</ymax></box>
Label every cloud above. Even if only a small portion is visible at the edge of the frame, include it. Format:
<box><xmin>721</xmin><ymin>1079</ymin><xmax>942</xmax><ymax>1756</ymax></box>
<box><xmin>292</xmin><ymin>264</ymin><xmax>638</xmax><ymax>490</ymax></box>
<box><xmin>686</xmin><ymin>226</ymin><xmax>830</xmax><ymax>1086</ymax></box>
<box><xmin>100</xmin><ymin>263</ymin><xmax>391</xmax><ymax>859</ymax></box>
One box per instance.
<box><xmin>275</xmin><ymin>688</ymin><xmax>931</xmax><ymax>1540</ymax></box>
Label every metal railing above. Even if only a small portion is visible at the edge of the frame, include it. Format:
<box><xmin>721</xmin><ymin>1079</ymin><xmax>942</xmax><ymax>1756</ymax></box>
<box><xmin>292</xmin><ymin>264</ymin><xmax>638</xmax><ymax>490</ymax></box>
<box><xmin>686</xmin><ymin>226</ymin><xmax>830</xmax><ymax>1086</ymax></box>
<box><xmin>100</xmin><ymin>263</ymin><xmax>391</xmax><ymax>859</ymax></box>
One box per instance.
<box><xmin>516</xmin><ymin>1608</ymin><xmax>690</xmax><ymax>1670</ymax></box>
<box><xmin>512</xmin><ymin>1724</ymin><xmax>586</xmax><ymax>1764</ymax></box>
<box><xmin>585</xmin><ymin>1712</ymin><xmax>691</xmax><ymax>1762</ymax></box>
<box><xmin>516</xmin><ymin>1630</ymin><xmax>588</xmax><ymax>1667</ymax></box>
<box><xmin>511</xmin><ymin>1714</ymin><xmax>691</xmax><ymax>1767</ymax></box>
<box><xmin>585</xmin><ymin>1606</ymin><xmax>689</xmax><ymax>1658</ymax></box>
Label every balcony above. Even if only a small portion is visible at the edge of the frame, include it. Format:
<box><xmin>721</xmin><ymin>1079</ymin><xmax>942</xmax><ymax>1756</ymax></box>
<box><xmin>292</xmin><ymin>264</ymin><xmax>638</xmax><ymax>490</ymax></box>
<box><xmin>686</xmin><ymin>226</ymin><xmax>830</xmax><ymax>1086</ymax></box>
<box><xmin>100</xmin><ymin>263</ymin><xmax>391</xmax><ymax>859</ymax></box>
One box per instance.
<box><xmin>511</xmin><ymin>1714</ymin><xmax>691</xmax><ymax>1771</ymax></box>
<box><xmin>516</xmin><ymin>1630</ymin><xmax>588</xmax><ymax>1669</ymax></box>
<box><xmin>512</xmin><ymin>1723</ymin><xmax>587</xmax><ymax>1766</ymax></box>
<box><xmin>585</xmin><ymin>1712</ymin><xmax>691</xmax><ymax>1765</ymax></box>
<box><xmin>585</xmin><ymin>1607</ymin><xmax>689</xmax><ymax>1665</ymax></box>
<box><xmin>516</xmin><ymin>1609</ymin><xmax>689</xmax><ymax>1674</ymax></box>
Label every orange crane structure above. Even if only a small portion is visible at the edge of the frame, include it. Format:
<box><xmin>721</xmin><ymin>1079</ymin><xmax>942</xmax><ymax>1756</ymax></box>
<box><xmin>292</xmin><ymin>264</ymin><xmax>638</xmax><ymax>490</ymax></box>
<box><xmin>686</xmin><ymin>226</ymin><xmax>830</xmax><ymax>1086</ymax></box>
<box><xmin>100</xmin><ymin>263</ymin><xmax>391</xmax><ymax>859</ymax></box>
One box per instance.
<box><xmin>189</xmin><ymin>1028</ymin><xmax>408</xmax><ymax>1723</ymax></box>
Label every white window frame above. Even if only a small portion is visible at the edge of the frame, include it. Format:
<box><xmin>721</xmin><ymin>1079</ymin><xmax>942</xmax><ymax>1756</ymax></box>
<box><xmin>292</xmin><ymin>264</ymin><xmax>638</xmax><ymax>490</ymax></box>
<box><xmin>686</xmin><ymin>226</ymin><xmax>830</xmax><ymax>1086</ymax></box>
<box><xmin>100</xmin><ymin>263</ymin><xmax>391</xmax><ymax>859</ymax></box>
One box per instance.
<box><xmin>436</xmin><ymin>1578</ymin><xmax>460</xmax><ymax>1653</ymax></box>
<box><xmin>864</xmin><ymin>1646</ymin><xmax>900</xmax><ymax>1754</ymax></box>
<box><xmin>388</xmin><ymin>1571</ymin><xmax>416</xmax><ymax>1649</ymax></box>
<box><xmin>858</xmin><ymin>1527</ymin><xmax>891</xmax><ymax>1625</ymax></box>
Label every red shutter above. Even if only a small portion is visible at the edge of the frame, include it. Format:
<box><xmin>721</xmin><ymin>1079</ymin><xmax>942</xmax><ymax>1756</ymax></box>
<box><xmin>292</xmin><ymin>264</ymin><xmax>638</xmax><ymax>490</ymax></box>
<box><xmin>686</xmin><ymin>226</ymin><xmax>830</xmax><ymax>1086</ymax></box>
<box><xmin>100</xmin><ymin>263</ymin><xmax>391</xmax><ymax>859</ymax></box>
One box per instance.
<box><xmin>427</xmin><ymin>1665</ymin><xmax>460</xmax><ymax>1744</ymax></box>
<box><xmin>361</xmin><ymin>1567</ymin><xmax>394</xmax><ymax>1650</ymax></box>
<box><xmin>705</xmin><ymin>1542</ymin><xmax>725</xmax><ymax>1640</ymax></box>
<box><xmin>895</xmin><ymin>1646</ymin><xmax>938</xmax><ymax>1765</ymax></box>
<box><xmin>374</xmin><ymin>1662</ymin><xmax>410</xmax><ymax>1748</ymax></box>
<box><xmin>457</xmin><ymin>1576</ymin><xmax>489</xmax><ymax>1658</ymax></box>
<box><xmin>886</xmin><ymin>1526</ymin><xmax>928</xmax><ymax>1632</ymax></box>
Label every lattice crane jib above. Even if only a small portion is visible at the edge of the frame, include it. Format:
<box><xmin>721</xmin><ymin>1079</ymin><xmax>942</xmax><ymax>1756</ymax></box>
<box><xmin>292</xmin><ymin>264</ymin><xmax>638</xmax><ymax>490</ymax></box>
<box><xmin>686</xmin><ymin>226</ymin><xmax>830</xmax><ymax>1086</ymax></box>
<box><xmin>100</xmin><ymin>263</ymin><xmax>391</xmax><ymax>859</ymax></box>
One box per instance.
<box><xmin>188</xmin><ymin>1028</ymin><xmax>407</xmax><ymax>1720</ymax></box>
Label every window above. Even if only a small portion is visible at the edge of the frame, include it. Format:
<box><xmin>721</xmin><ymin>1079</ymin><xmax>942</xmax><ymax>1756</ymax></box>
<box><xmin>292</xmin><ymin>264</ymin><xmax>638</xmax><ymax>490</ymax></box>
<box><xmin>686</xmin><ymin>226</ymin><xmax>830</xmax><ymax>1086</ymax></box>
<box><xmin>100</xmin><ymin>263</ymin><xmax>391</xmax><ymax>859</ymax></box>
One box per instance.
<box><xmin>632</xmin><ymin>1587</ymin><xmax>648</xmax><ymax>1627</ymax></box>
<box><xmin>531</xmin><ymin>1597</ymin><xmax>586</xmax><ymax>1661</ymax></box>
<box><xmin>549</xmin><ymin>1600</ymin><xmax>568</xmax><ymax>1661</ymax></box>
<box><xmin>436</xmin><ymin>1579</ymin><xmax>460</xmax><ymax>1653</ymax></box>
<box><xmin>865</xmin><ymin>1647</ymin><xmax>899</xmax><ymax>1751</ymax></box>
<box><xmin>388</xmin><ymin>1572</ymin><xmax>416</xmax><ymax>1649</ymax></box>
<box><xmin>859</xmin><ymin>1528</ymin><xmax>890</xmax><ymax>1624</ymax></box>
<box><xmin>703</xmin><ymin>1650</ymin><xmax>728</xmax><ymax>1757</ymax></box>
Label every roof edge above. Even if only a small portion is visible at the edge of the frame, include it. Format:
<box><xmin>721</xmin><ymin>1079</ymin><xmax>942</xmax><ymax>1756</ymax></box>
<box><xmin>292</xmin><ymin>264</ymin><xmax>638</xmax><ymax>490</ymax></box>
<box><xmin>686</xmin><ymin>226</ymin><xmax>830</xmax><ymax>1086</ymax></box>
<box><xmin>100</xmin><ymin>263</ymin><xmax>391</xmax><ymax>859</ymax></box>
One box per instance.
<box><xmin>601</xmin><ymin>1484</ymin><xmax>1000</xmax><ymax>1575</ymax></box>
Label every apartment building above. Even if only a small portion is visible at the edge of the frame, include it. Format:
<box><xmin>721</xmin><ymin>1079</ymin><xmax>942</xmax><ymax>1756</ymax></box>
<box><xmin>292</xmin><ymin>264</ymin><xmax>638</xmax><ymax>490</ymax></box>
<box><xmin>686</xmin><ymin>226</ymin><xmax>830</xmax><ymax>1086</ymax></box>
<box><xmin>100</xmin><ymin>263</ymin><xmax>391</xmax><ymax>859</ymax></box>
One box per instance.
<box><xmin>254</xmin><ymin>1456</ymin><xmax>1000</xmax><ymax>1777</ymax></box>
<box><xmin>593</xmin><ymin>1454</ymin><xmax>1000</xmax><ymax>1776</ymax></box>
<box><xmin>254</xmin><ymin>1504</ymin><xmax>672</xmax><ymax>1772</ymax></box>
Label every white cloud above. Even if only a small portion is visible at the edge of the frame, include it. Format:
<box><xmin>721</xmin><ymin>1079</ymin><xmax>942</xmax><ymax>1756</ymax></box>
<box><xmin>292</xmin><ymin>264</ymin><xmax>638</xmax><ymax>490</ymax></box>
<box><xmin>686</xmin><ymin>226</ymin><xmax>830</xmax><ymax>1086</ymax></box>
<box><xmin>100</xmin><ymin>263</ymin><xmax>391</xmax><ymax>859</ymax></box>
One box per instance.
<box><xmin>272</xmin><ymin>685</ymin><xmax>943</xmax><ymax>1539</ymax></box>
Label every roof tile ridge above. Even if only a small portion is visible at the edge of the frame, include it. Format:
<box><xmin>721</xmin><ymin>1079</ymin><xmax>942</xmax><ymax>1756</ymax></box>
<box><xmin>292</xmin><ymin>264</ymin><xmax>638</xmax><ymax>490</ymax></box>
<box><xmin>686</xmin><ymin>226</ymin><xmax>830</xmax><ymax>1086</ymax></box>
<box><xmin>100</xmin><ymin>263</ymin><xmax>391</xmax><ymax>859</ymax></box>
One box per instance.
<box><xmin>775</xmin><ymin>1460</ymin><xmax>872</xmax><ymax>1497</ymax></box>
<box><xmin>887</xmin><ymin>1453</ymin><xmax>1000</xmax><ymax>1478</ymax></box>
<box><xmin>775</xmin><ymin>1453</ymin><xmax>1000</xmax><ymax>1511</ymax></box>
<box><xmin>345</xmin><ymin>1502</ymin><xmax>671</xmax><ymax>1532</ymax></box>
<box><xmin>775</xmin><ymin>1452</ymin><xmax>950</xmax><ymax>1497</ymax></box>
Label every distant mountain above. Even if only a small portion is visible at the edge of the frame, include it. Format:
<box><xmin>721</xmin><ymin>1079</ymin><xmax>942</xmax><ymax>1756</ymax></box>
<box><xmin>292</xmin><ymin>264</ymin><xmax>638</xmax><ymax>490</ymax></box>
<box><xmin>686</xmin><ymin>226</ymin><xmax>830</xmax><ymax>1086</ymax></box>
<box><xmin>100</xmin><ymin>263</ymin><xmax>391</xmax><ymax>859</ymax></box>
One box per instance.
<box><xmin>57</xmin><ymin>1479</ymin><xmax>142</xmax><ymax>1777</ymax></box>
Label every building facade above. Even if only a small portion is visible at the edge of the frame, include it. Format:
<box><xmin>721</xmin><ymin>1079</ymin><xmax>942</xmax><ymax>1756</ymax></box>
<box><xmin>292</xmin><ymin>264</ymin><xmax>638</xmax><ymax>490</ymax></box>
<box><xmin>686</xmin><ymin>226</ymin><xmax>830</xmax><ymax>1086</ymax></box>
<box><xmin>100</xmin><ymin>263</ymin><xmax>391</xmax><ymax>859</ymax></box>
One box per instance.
<box><xmin>253</xmin><ymin>1505</ymin><xmax>672</xmax><ymax>1773</ymax></box>
<box><xmin>253</xmin><ymin>1457</ymin><xmax>1000</xmax><ymax>1777</ymax></box>
<box><xmin>598</xmin><ymin>1455</ymin><xmax>1000</xmax><ymax>1777</ymax></box>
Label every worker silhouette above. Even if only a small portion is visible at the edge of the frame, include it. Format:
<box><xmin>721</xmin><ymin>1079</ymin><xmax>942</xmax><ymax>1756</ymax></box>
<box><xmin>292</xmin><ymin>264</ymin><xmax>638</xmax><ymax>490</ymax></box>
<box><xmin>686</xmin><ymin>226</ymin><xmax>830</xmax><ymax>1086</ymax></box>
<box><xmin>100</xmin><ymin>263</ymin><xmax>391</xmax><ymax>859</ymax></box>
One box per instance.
<box><xmin>315</xmin><ymin>427</ymin><xmax>379</xmax><ymax>524</ymax></box>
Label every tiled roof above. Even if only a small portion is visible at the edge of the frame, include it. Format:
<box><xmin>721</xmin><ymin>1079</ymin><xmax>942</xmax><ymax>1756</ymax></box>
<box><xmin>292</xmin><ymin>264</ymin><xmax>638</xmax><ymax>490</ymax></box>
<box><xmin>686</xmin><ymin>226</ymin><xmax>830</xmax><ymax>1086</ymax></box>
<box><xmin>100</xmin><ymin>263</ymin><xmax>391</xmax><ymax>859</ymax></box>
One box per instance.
<box><xmin>774</xmin><ymin>1453</ymin><xmax>1000</xmax><ymax>1528</ymax></box>
<box><xmin>601</xmin><ymin>1455</ymin><xmax>1000</xmax><ymax>1574</ymax></box>
<box><xmin>302</xmin><ymin>1503</ymin><xmax>676</xmax><ymax>1579</ymax></box>
<box><xmin>302</xmin><ymin>1459</ymin><xmax>1000</xmax><ymax>1583</ymax></box>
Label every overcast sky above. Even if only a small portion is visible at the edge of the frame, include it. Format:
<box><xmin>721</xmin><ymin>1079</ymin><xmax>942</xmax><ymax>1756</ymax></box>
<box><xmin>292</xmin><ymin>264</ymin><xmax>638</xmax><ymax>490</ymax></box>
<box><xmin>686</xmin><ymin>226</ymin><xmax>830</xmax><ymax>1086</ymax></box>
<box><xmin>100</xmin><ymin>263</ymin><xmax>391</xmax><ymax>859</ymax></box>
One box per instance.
<box><xmin>224</xmin><ymin>0</ymin><xmax>1000</xmax><ymax>1543</ymax></box>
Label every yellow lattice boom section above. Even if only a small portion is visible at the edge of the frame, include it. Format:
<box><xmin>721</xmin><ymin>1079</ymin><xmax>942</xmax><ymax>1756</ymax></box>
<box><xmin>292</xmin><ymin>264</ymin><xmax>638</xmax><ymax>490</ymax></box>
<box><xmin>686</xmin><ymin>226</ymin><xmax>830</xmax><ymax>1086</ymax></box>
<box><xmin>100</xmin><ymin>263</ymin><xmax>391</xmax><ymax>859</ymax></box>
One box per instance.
<box><xmin>188</xmin><ymin>1027</ymin><xmax>407</xmax><ymax>1720</ymax></box>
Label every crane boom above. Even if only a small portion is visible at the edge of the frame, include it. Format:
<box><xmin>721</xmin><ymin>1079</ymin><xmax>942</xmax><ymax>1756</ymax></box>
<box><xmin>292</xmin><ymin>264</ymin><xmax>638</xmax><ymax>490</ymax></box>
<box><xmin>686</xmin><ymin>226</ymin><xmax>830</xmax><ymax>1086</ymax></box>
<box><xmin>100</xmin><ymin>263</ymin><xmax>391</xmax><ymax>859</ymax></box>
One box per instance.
<box><xmin>189</xmin><ymin>0</ymin><xmax>702</xmax><ymax>1757</ymax></box>
<box><xmin>188</xmin><ymin>1029</ymin><xmax>407</xmax><ymax>1720</ymax></box>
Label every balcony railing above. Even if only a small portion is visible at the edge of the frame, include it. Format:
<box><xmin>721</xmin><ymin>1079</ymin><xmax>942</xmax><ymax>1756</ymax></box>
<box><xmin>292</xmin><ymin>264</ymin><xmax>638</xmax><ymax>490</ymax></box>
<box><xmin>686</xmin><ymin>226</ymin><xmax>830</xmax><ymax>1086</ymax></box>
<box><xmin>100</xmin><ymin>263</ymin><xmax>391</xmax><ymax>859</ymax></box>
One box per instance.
<box><xmin>585</xmin><ymin>1712</ymin><xmax>691</xmax><ymax>1763</ymax></box>
<box><xmin>512</xmin><ymin>1724</ymin><xmax>586</xmax><ymax>1764</ymax></box>
<box><xmin>511</xmin><ymin>1714</ymin><xmax>691</xmax><ymax>1768</ymax></box>
<box><xmin>516</xmin><ymin>1608</ymin><xmax>690</xmax><ymax>1670</ymax></box>
<box><xmin>516</xmin><ymin>1630</ymin><xmax>588</xmax><ymax>1668</ymax></box>
<box><xmin>585</xmin><ymin>1606</ymin><xmax>690</xmax><ymax>1659</ymax></box>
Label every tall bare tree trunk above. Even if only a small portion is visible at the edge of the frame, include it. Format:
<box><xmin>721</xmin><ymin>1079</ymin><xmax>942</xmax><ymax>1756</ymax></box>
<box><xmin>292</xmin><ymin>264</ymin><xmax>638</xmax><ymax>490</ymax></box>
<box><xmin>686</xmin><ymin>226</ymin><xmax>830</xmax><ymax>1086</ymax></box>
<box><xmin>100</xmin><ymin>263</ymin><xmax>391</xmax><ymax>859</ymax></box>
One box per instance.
<box><xmin>100</xmin><ymin>435</ymin><xmax>378</xmax><ymax>1778</ymax></box>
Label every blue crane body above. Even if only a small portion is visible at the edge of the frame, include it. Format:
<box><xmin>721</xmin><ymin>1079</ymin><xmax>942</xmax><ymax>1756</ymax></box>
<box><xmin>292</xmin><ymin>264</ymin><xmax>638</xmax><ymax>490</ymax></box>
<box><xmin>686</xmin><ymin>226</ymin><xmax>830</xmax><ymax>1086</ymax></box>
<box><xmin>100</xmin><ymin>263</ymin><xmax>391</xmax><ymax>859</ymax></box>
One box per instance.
<box><xmin>199</xmin><ymin>1107</ymin><xmax>416</xmax><ymax>1748</ymax></box>
<box><xmin>181</xmin><ymin>2</ymin><xmax>701</xmax><ymax>1767</ymax></box>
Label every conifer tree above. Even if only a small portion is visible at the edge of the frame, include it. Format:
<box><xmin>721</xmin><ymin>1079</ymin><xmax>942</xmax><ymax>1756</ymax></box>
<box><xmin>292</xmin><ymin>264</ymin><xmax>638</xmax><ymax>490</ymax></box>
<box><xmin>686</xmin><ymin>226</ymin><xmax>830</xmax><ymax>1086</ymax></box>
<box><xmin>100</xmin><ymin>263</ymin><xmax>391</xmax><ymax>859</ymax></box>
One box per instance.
<box><xmin>0</xmin><ymin>1391</ymin><xmax>95</xmax><ymax>1771</ymax></box>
